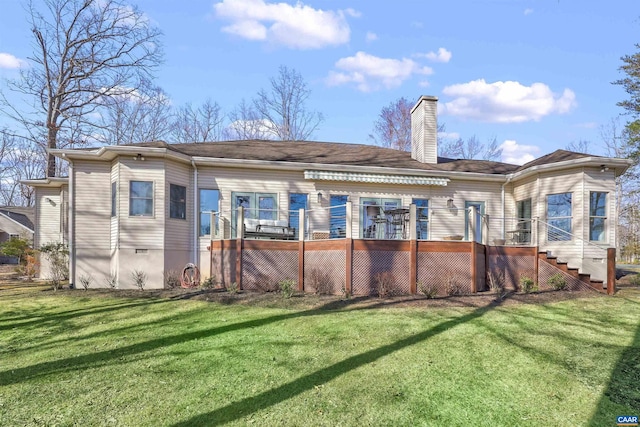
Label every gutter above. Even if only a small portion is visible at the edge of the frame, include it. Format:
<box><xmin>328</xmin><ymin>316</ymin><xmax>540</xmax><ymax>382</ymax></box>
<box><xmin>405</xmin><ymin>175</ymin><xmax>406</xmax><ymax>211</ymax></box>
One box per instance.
<box><xmin>501</xmin><ymin>175</ymin><xmax>513</xmax><ymax>240</ymax></box>
<box><xmin>62</xmin><ymin>153</ymin><xmax>75</xmax><ymax>288</ymax></box>
<box><xmin>192</xmin><ymin>160</ymin><xmax>198</xmax><ymax>267</ymax></box>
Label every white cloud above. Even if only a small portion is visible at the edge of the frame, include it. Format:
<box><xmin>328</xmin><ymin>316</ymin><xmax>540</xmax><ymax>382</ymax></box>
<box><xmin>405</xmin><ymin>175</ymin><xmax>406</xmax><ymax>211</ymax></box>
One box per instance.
<box><xmin>418</xmin><ymin>80</ymin><xmax>430</xmax><ymax>88</ymax></box>
<box><xmin>213</xmin><ymin>0</ymin><xmax>355</xmax><ymax>49</ymax></box>
<box><xmin>326</xmin><ymin>51</ymin><xmax>433</xmax><ymax>92</ymax></box>
<box><xmin>440</xmin><ymin>79</ymin><xmax>576</xmax><ymax>123</ymax></box>
<box><xmin>0</xmin><ymin>53</ymin><xmax>26</xmax><ymax>69</ymax></box>
<box><xmin>415</xmin><ymin>47</ymin><xmax>452</xmax><ymax>63</ymax></box>
<box><xmin>524</xmin><ymin>8</ymin><xmax>534</xmax><ymax>15</ymax></box>
<box><xmin>500</xmin><ymin>139</ymin><xmax>540</xmax><ymax>165</ymax></box>
<box><xmin>438</xmin><ymin>131</ymin><xmax>460</xmax><ymax>140</ymax></box>
<box><xmin>365</xmin><ymin>31</ymin><xmax>378</xmax><ymax>42</ymax></box>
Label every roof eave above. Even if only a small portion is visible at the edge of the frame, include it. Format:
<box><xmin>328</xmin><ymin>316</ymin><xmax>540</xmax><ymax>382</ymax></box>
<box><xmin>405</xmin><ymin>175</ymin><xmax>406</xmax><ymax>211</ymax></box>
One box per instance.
<box><xmin>510</xmin><ymin>156</ymin><xmax>633</xmax><ymax>181</ymax></box>
<box><xmin>20</xmin><ymin>177</ymin><xmax>69</xmax><ymax>188</ymax></box>
<box><xmin>191</xmin><ymin>156</ymin><xmax>510</xmax><ymax>182</ymax></box>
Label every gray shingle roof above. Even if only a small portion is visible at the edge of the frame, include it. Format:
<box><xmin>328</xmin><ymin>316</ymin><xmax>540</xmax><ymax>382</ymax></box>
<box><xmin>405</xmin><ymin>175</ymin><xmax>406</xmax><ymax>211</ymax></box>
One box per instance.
<box><xmin>0</xmin><ymin>209</ymin><xmax>34</xmax><ymax>231</ymax></box>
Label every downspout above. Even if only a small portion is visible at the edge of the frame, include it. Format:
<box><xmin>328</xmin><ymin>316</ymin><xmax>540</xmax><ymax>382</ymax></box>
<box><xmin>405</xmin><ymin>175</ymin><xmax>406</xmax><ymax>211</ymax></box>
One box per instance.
<box><xmin>192</xmin><ymin>160</ymin><xmax>198</xmax><ymax>266</ymax></box>
<box><xmin>501</xmin><ymin>175</ymin><xmax>513</xmax><ymax>240</ymax></box>
<box><xmin>62</xmin><ymin>153</ymin><xmax>75</xmax><ymax>288</ymax></box>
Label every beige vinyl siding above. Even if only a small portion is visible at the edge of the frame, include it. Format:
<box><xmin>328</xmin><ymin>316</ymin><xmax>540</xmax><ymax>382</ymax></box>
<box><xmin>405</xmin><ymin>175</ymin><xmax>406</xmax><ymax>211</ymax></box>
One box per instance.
<box><xmin>73</xmin><ymin>160</ymin><xmax>112</xmax><ymax>285</ymax></box>
<box><xmin>117</xmin><ymin>158</ymin><xmax>166</xmax><ymax>288</ymax></box>
<box><xmin>35</xmin><ymin>186</ymin><xmax>65</xmax><ymax>279</ymax></box>
<box><xmin>199</xmin><ymin>165</ymin><xmax>504</xmax><ymax>241</ymax></box>
<box><xmin>164</xmin><ymin>159</ymin><xmax>192</xmax><ymax>272</ymax></box>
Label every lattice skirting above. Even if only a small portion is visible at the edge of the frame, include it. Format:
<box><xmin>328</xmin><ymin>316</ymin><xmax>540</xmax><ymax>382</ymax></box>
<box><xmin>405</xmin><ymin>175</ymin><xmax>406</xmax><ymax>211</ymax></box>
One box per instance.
<box><xmin>352</xmin><ymin>250</ymin><xmax>411</xmax><ymax>296</ymax></box>
<box><xmin>538</xmin><ymin>261</ymin><xmax>593</xmax><ymax>291</ymax></box>
<box><xmin>417</xmin><ymin>252</ymin><xmax>471</xmax><ymax>296</ymax></box>
<box><xmin>304</xmin><ymin>250</ymin><xmax>346</xmax><ymax>294</ymax></box>
<box><xmin>488</xmin><ymin>255</ymin><xmax>536</xmax><ymax>291</ymax></box>
<box><xmin>242</xmin><ymin>249</ymin><xmax>298</xmax><ymax>291</ymax></box>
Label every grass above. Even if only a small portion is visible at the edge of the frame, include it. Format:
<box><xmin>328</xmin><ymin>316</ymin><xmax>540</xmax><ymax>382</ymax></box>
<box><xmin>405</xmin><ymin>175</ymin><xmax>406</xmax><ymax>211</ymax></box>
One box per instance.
<box><xmin>0</xmin><ymin>283</ymin><xmax>639</xmax><ymax>426</ymax></box>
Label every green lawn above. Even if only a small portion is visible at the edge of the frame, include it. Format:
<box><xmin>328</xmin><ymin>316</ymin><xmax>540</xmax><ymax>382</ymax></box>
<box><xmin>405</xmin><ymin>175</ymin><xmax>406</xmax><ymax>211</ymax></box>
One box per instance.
<box><xmin>0</xmin><ymin>284</ymin><xmax>638</xmax><ymax>426</ymax></box>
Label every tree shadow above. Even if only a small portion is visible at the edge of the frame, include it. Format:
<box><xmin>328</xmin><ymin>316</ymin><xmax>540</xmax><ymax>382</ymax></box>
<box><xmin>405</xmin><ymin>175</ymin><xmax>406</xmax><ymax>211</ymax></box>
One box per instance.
<box><xmin>588</xmin><ymin>321</ymin><xmax>640</xmax><ymax>426</ymax></box>
<box><xmin>169</xmin><ymin>297</ymin><xmax>507</xmax><ymax>426</ymax></box>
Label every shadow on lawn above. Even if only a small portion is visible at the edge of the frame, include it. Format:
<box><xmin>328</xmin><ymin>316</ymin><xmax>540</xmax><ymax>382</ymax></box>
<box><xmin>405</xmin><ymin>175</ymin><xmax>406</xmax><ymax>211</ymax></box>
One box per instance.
<box><xmin>0</xmin><ymin>297</ymin><xmax>169</xmax><ymax>332</ymax></box>
<box><xmin>588</xmin><ymin>321</ymin><xmax>640</xmax><ymax>426</ymax></box>
<box><xmin>168</xmin><ymin>298</ymin><xmax>506</xmax><ymax>427</ymax></box>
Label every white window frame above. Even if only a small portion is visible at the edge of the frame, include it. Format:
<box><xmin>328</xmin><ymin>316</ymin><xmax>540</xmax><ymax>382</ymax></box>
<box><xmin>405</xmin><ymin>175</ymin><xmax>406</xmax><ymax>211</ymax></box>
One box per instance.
<box><xmin>169</xmin><ymin>183</ymin><xmax>187</xmax><ymax>220</ymax></box>
<box><xmin>129</xmin><ymin>181</ymin><xmax>154</xmax><ymax>217</ymax></box>
<box><xmin>589</xmin><ymin>191</ymin><xmax>607</xmax><ymax>242</ymax></box>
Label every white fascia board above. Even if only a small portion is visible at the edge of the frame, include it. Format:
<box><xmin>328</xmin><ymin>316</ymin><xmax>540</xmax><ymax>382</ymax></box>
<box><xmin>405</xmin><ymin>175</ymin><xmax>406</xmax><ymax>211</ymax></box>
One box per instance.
<box><xmin>20</xmin><ymin>177</ymin><xmax>69</xmax><ymax>188</ymax></box>
<box><xmin>509</xmin><ymin>157</ymin><xmax>633</xmax><ymax>181</ymax></box>
<box><xmin>191</xmin><ymin>156</ymin><xmax>508</xmax><ymax>182</ymax></box>
<box><xmin>49</xmin><ymin>147</ymin><xmax>192</xmax><ymax>164</ymax></box>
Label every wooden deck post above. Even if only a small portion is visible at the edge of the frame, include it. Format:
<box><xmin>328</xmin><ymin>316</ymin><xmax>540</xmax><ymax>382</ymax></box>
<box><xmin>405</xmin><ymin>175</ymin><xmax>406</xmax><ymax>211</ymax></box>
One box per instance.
<box><xmin>607</xmin><ymin>247</ymin><xmax>616</xmax><ymax>295</ymax></box>
<box><xmin>298</xmin><ymin>208</ymin><xmax>305</xmax><ymax>292</ymax></box>
<box><xmin>409</xmin><ymin>204</ymin><xmax>417</xmax><ymax>294</ymax></box>
<box><xmin>345</xmin><ymin>201</ymin><xmax>353</xmax><ymax>295</ymax></box>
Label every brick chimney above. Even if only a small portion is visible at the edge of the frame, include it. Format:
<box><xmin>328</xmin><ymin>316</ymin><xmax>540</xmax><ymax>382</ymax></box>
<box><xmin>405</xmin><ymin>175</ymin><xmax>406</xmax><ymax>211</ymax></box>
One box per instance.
<box><xmin>411</xmin><ymin>95</ymin><xmax>438</xmax><ymax>164</ymax></box>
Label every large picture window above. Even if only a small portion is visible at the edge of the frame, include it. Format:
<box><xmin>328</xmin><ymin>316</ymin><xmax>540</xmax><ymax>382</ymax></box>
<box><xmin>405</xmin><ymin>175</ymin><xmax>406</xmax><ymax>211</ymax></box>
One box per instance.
<box><xmin>547</xmin><ymin>193</ymin><xmax>572</xmax><ymax>241</ymax></box>
<box><xmin>231</xmin><ymin>192</ymin><xmax>278</xmax><ymax>237</ymax></box>
<box><xmin>129</xmin><ymin>181</ymin><xmax>153</xmax><ymax>216</ymax></box>
<box><xmin>199</xmin><ymin>189</ymin><xmax>219</xmax><ymax>236</ymax></box>
<box><xmin>169</xmin><ymin>184</ymin><xmax>186</xmax><ymax>220</ymax></box>
<box><xmin>589</xmin><ymin>192</ymin><xmax>607</xmax><ymax>242</ymax></box>
<box><xmin>330</xmin><ymin>195</ymin><xmax>348</xmax><ymax>238</ymax></box>
<box><xmin>289</xmin><ymin>193</ymin><xmax>308</xmax><ymax>239</ymax></box>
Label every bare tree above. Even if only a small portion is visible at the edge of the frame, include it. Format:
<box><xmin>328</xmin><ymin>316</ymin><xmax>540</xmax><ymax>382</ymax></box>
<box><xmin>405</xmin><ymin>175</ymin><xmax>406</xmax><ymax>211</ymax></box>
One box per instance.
<box><xmin>369</xmin><ymin>97</ymin><xmax>412</xmax><ymax>151</ymax></box>
<box><xmin>371</xmin><ymin>96</ymin><xmax>448</xmax><ymax>153</ymax></box>
<box><xmin>565</xmin><ymin>139</ymin><xmax>591</xmax><ymax>153</ymax></box>
<box><xmin>0</xmin><ymin>0</ymin><xmax>163</xmax><ymax>176</ymax></box>
<box><xmin>171</xmin><ymin>99</ymin><xmax>225</xmax><ymax>143</ymax></box>
<box><xmin>99</xmin><ymin>82</ymin><xmax>172</xmax><ymax>145</ymax></box>
<box><xmin>439</xmin><ymin>135</ymin><xmax>502</xmax><ymax>161</ymax></box>
<box><xmin>226</xmin><ymin>99</ymin><xmax>276</xmax><ymax>140</ymax></box>
<box><xmin>0</xmin><ymin>131</ymin><xmax>45</xmax><ymax>206</ymax></box>
<box><xmin>253</xmin><ymin>66</ymin><xmax>323</xmax><ymax>141</ymax></box>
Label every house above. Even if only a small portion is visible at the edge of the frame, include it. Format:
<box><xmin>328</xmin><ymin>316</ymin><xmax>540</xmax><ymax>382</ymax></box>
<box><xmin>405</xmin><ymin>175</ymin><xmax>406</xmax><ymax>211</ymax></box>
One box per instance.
<box><xmin>0</xmin><ymin>207</ymin><xmax>34</xmax><ymax>264</ymax></box>
<box><xmin>24</xmin><ymin>95</ymin><xmax>631</xmax><ymax>294</ymax></box>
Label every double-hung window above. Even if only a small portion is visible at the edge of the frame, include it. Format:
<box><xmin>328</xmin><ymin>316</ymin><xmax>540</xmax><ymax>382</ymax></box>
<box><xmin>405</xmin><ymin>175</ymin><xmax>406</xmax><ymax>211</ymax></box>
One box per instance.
<box><xmin>129</xmin><ymin>181</ymin><xmax>153</xmax><ymax>216</ymax></box>
<box><xmin>589</xmin><ymin>192</ymin><xmax>607</xmax><ymax>242</ymax></box>
<box><xmin>547</xmin><ymin>193</ymin><xmax>572</xmax><ymax>241</ymax></box>
<box><xmin>199</xmin><ymin>189</ymin><xmax>220</xmax><ymax>236</ymax></box>
<box><xmin>169</xmin><ymin>184</ymin><xmax>186</xmax><ymax>220</ymax></box>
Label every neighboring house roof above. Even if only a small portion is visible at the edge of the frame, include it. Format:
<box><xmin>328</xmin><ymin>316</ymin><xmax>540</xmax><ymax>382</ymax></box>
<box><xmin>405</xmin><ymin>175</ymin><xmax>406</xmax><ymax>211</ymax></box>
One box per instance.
<box><xmin>0</xmin><ymin>209</ymin><xmax>34</xmax><ymax>232</ymax></box>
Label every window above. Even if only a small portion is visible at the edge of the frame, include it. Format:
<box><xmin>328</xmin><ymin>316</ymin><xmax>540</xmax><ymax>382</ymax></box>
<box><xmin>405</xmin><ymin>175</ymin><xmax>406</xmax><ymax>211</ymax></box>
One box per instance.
<box><xmin>413</xmin><ymin>199</ymin><xmax>429</xmax><ymax>239</ymax></box>
<box><xmin>515</xmin><ymin>199</ymin><xmax>532</xmax><ymax>244</ymax></box>
<box><xmin>169</xmin><ymin>184</ymin><xmax>186</xmax><ymax>220</ymax></box>
<box><xmin>111</xmin><ymin>181</ymin><xmax>116</xmax><ymax>217</ymax></box>
<box><xmin>330</xmin><ymin>195</ymin><xmax>348</xmax><ymax>238</ymax></box>
<box><xmin>464</xmin><ymin>201</ymin><xmax>485</xmax><ymax>241</ymax></box>
<box><xmin>360</xmin><ymin>197</ymin><xmax>401</xmax><ymax>238</ymax></box>
<box><xmin>547</xmin><ymin>193</ymin><xmax>572</xmax><ymax>241</ymax></box>
<box><xmin>289</xmin><ymin>193</ymin><xmax>308</xmax><ymax>239</ymax></box>
<box><xmin>590</xmin><ymin>192</ymin><xmax>607</xmax><ymax>242</ymax></box>
<box><xmin>199</xmin><ymin>189</ymin><xmax>220</xmax><ymax>236</ymax></box>
<box><xmin>129</xmin><ymin>181</ymin><xmax>153</xmax><ymax>216</ymax></box>
<box><xmin>231</xmin><ymin>192</ymin><xmax>278</xmax><ymax>237</ymax></box>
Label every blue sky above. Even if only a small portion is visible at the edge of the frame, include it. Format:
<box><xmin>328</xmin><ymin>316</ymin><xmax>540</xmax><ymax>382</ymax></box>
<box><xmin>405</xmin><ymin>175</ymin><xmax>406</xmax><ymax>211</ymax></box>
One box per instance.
<box><xmin>0</xmin><ymin>0</ymin><xmax>638</xmax><ymax>164</ymax></box>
